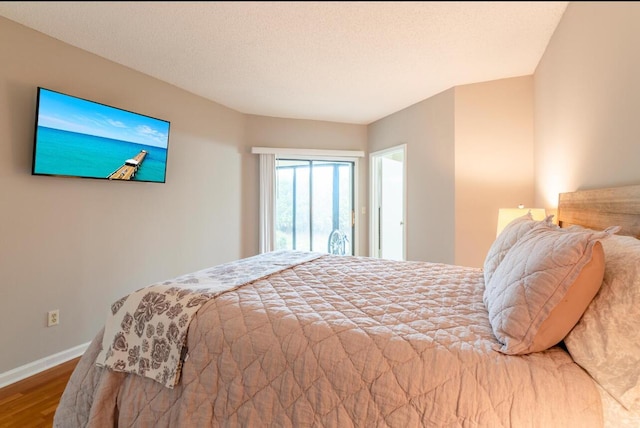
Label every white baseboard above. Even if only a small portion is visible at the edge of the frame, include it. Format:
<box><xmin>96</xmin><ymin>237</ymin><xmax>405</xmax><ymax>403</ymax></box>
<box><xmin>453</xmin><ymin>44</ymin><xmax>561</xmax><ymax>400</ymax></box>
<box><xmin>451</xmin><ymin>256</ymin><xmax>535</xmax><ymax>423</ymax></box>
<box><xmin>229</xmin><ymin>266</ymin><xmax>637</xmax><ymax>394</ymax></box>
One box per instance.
<box><xmin>0</xmin><ymin>342</ymin><xmax>91</xmax><ymax>389</ymax></box>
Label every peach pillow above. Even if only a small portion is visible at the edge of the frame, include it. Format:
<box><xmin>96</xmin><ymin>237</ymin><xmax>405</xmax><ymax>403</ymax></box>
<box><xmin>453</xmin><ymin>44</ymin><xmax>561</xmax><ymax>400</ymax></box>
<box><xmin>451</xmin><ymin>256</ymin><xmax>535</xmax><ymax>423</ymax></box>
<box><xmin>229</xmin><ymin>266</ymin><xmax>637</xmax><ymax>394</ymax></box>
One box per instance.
<box><xmin>527</xmin><ymin>240</ymin><xmax>604</xmax><ymax>352</ymax></box>
<box><xmin>484</xmin><ymin>224</ymin><xmax>617</xmax><ymax>355</ymax></box>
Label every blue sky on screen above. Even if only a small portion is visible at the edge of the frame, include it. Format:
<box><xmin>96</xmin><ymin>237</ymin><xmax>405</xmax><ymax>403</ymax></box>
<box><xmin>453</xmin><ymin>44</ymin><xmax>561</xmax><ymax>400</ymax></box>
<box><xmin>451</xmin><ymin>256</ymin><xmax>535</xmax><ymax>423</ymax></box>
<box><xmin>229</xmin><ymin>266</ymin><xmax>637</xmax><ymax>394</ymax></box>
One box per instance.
<box><xmin>37</xmin><ymin>88</ymin><xmax>170</xmax><ymax>148</ymax></box>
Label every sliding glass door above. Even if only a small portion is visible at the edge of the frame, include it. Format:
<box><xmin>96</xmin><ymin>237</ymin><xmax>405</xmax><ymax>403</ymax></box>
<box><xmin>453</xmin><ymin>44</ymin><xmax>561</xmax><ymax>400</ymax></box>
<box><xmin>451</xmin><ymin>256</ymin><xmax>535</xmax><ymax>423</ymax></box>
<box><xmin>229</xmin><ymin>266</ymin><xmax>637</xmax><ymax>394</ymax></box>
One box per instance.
<box><xmin>275</xmin><ymin>159</ymin><xmax>354</xmax><ymax>255</ymax></box>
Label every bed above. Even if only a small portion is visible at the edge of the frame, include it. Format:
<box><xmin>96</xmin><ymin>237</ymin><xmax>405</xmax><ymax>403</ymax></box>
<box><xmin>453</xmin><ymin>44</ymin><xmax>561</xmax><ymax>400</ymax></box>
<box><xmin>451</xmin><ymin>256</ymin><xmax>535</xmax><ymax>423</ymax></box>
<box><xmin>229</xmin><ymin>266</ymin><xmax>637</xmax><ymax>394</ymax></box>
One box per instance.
<box><xmin>53</xmin><ymin>184</ymin><xmax>640</xmax><ymax>427</ymax></box>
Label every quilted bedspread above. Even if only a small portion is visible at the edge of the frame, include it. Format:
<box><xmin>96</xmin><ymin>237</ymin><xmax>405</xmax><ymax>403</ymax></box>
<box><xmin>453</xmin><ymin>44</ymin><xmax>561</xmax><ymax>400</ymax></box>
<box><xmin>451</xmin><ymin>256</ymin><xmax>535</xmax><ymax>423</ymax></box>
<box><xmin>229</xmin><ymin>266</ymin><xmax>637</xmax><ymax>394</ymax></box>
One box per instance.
<box><xmin>54</xmin><ymin>253</ymin><xmax>603</xmax><ymax>427</ymax></box>
<box><xmin>95</xmin><ymin>250</ymin><xmax>324</xmax><ymax>389</ymax></box>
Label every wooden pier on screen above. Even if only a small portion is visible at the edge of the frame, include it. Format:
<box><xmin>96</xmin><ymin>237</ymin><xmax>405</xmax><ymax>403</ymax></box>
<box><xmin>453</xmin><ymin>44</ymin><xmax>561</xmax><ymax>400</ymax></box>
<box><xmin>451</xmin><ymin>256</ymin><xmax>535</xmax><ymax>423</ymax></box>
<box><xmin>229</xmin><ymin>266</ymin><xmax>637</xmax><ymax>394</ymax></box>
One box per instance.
<box><xmin>107</xmin><ymin>150</ymin><xmax>147</xmax><ymax>180</ymax></box>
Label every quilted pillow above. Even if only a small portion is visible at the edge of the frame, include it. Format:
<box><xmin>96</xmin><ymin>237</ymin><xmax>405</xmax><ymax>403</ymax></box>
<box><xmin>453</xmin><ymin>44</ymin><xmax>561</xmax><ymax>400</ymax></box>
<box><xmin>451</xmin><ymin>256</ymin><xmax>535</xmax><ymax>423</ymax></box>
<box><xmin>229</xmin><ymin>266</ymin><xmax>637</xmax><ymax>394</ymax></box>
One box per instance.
<box><xmin>483</xmin><ymin>212</ymin><xmax>552</xmax><ymax>285</ymax></box>
<box><xmin>564</xmin><ymin>233</ymin><xmax>640</xmax><ymax>412</ymax></box>
<box><xmin>484</xmin><ymin>223</ymin><xmax>618</xmax><ymax>355</ymax></box>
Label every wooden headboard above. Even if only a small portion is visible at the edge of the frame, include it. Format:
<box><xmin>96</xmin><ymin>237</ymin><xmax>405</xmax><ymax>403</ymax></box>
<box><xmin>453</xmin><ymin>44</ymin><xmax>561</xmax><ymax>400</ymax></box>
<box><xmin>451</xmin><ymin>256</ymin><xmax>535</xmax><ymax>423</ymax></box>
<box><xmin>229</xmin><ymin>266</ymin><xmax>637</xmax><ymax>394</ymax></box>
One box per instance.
<box><xmin>557</xmin><ymin>184</ymin><xmax>640</xmax><ymax>238</ymax></box>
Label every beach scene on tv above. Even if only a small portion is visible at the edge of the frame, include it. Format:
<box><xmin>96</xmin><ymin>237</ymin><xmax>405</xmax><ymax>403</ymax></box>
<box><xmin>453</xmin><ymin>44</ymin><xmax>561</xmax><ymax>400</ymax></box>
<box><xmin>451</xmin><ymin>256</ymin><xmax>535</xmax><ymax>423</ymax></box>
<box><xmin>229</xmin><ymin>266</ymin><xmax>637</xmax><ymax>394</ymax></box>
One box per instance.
<box><xmin>33</xmin><ymin>88</ymin><xmax>170</xmax><ymax>182</ymax></box>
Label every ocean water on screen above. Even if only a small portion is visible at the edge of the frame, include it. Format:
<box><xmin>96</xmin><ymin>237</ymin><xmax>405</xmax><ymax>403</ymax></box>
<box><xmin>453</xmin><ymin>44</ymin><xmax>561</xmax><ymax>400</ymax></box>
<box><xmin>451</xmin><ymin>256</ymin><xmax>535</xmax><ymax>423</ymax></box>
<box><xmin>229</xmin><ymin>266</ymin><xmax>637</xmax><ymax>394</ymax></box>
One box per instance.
<box><xmin>34</xmin><ymin>126</ymin><xmax>168</xmax><ymax>182</ymax></box>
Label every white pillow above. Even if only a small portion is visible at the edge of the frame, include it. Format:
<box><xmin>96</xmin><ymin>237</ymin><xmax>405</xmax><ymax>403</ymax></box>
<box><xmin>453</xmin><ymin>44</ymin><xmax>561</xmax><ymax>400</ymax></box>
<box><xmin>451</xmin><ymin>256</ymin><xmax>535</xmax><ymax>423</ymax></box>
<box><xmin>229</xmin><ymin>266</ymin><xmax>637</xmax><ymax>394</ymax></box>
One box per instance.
<box><xmin>483</xmin><ymin>212</ymin><xmax>552</xmax><ymax>285</ymax></box>
<box><xmin>564</xmin><ymin>233</ymin><xmax>640</xmax><ymax>412</ymax></box>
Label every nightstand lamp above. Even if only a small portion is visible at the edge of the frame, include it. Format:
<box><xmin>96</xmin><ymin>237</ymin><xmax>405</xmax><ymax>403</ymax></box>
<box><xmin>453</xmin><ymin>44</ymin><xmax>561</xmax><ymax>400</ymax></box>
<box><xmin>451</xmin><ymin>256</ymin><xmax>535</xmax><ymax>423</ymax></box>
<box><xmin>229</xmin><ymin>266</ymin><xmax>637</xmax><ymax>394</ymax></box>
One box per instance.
<box><xmin>496</xmin><ymin>205</ymin><xmax>546</xmax><ymax>237</ymax></box>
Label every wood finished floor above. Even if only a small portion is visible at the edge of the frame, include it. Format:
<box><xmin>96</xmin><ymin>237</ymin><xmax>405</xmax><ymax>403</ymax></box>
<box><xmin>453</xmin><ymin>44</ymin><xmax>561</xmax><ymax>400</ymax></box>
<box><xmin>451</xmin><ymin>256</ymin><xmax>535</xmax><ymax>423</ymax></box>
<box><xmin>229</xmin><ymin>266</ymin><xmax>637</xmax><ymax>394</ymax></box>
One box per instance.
<box><xmin>0</xmin><ymin>357</ymin><xmax>79</xmax><ymax>428</ymax></box>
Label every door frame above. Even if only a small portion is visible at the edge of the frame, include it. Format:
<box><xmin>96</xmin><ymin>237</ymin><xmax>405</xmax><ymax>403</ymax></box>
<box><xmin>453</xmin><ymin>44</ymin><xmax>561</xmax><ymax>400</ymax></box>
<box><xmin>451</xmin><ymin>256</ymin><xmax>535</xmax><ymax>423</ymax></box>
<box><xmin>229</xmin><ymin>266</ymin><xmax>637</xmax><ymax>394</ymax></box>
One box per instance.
<box><xmin>369</xmin><ymin>144</ymin><xmax>407</xmax><ymax>259</ymax></box>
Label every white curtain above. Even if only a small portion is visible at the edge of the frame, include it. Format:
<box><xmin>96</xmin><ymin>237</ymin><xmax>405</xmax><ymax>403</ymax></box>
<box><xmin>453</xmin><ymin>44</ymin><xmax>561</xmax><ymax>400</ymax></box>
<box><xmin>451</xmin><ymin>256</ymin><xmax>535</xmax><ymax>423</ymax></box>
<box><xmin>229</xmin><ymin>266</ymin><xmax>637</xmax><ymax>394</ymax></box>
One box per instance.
<box><xmin>258</xmin><ymin>153</ymin><xmax>276</xmax><ymax>253</ymax></box>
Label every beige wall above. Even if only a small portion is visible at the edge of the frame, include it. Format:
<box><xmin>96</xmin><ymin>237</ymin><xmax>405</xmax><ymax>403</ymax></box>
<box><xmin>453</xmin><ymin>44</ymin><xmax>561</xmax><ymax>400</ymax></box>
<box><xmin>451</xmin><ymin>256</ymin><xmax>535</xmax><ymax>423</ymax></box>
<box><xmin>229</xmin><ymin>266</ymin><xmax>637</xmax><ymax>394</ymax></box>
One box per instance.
<box><xmin>0</xmin><ymin>17</ymin><xmax>248</xmax><ymax>372</ymax></box>
<box><xmin>368</xmin><ymin>89</ymin><xmax>456</xmax><ymax>264</ymax></box>
<box><xmin>0</xmin><ymin>17</ymin><xmax>371</xmax><ymax>374</ymax></box>
<box><xmin>243</xmin><ymin>115</ymin><xmax>368</xmax><ymax>255</ymax></box>
<box><xmin>367</xmin><ymin>77</ymin><xmax>534</xmax><ymax>267</ymax></box>
<box><xmin>455</xmin><ymin>76</ymin><xmax>535</xmax><ymax>267</ymax></box>
<box><xmin>534</xmin><ymin>2</ymin><xmax>640</xmax><ymax>207</ymax></box>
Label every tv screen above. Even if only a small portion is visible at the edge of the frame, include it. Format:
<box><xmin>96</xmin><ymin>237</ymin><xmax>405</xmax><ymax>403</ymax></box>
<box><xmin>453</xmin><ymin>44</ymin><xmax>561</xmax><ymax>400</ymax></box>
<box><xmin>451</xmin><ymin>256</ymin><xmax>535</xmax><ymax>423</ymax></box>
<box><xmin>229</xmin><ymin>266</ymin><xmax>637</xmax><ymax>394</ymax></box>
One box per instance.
<box><xmin>32</xmin><ymin>87</ymin><xmax>170</xmax><ymax>183</ymax></box>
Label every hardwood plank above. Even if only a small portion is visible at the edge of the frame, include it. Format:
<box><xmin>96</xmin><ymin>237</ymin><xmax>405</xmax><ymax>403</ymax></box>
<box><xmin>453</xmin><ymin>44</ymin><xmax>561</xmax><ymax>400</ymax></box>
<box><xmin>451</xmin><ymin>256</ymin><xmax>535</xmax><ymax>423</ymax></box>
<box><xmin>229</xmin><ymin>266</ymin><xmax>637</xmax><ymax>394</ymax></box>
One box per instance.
<box><xmin>0</xmin><ymin>393</ymin><xmax>21</xmax><ymax>407</ymax></box>
<box><xmin>0</xmin><ymin>357</ymin><xmax>79</xmax><ymax>428</ymax></box>
<box><xmin>0</xmin><ymin>358</ymin><xmax>78</xmax><ymax>400</ymax></box>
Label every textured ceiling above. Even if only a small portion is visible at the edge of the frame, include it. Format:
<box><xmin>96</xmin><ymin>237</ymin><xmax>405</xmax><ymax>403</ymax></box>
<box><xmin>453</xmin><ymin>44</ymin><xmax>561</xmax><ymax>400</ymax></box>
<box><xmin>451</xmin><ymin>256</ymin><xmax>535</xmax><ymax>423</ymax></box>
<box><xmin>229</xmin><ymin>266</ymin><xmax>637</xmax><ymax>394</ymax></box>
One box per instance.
<box><xmin>0</xmin><ymin>1</ymin><xmax>568</xmax><ymax>124</ymax></box>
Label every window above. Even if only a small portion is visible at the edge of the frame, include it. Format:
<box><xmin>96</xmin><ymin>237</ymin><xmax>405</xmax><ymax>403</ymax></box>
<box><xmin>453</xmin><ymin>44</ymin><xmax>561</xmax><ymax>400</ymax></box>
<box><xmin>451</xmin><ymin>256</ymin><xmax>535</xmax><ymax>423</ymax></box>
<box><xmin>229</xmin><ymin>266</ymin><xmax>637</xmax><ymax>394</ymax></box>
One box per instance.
<box><xmin>252</xmin><ymin>147</ymin><xmax>363</xmax><ymax>255</ymax></box>
<box><xmin>275</xmin><ymin>159</ymin><xmax>354</xmax><ymax>254</ymax></box>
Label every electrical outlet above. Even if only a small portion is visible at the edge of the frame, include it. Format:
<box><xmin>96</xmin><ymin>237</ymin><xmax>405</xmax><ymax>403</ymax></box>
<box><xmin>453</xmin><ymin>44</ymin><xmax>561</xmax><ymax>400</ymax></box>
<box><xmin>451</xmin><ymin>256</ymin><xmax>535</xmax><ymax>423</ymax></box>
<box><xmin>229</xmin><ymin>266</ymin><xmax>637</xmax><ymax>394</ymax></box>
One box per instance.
<box><xmin>47</xmin><ymin>309</ymin><xmax>59</xmax><ymax>327</ymax></box>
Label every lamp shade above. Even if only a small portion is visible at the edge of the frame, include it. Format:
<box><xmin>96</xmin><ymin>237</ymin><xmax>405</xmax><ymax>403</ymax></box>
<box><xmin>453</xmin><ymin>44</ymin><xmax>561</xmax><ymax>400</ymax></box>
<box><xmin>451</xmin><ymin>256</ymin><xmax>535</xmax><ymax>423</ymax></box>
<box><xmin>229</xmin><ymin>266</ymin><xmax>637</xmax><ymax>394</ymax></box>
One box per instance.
<box><xmin>496</xmin><ymin>207</ymin><xmax>546</xmax><ymax>237</ymax></box>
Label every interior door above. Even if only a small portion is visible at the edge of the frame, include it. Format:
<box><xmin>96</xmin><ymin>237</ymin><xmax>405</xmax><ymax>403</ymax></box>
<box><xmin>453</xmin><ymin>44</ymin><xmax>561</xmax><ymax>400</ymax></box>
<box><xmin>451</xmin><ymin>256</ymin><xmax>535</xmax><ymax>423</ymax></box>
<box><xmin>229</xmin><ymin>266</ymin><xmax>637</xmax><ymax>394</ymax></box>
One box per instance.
<box><xmin>380</xmin><ymin>156</ymin><xmax>404</xmax><ymax>260</ymax></box>
<box><xmin>371</xmin><ymin>145</ymin><xmax>405</xmax><ymax>260</ymax></box>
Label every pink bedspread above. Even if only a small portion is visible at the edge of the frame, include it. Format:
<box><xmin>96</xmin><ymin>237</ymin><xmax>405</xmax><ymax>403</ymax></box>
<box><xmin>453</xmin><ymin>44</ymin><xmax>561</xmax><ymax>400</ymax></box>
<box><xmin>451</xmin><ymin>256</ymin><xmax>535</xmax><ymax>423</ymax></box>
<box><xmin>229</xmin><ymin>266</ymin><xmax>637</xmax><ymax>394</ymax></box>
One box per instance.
<box><xmin>95</xmin><ymin>250</ymin><xmax>323</xmax><ymax>388</ymax></box>
<box><xmin>54</xmin><ymin>253</ymin><xmax>603</xmax><ymax>427</ymax></box>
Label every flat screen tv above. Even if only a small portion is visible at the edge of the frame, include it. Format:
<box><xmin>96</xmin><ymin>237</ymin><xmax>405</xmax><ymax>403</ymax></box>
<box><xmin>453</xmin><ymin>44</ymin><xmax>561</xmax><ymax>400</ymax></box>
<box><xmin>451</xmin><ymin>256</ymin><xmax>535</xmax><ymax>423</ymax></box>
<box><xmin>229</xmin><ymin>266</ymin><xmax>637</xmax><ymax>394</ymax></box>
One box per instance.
<box><xmin>32</xmin><ymin>87</ymin><xmax>170</xmax><ymax>183</ymax></box>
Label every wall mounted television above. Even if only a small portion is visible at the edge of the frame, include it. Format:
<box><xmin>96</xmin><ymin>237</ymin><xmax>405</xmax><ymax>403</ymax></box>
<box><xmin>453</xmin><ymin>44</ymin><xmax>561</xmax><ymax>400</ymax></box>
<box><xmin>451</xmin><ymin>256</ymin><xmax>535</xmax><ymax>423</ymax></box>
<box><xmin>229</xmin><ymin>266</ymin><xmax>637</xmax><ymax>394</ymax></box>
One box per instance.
<box><xmin>32</xmin><ymin>87</ymin><xmax>170</xmax><ymax>183</ymax></box>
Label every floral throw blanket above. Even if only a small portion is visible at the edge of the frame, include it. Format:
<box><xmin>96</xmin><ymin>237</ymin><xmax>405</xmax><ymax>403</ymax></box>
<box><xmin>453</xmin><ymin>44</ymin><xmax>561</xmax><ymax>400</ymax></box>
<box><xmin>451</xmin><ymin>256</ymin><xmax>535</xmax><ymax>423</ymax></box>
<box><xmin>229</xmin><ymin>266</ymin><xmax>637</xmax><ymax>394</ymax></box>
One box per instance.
<box><xmin>95</xmin><ymin>250</ymin><xmax>324</xmax><ymax>389</ymax></box>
